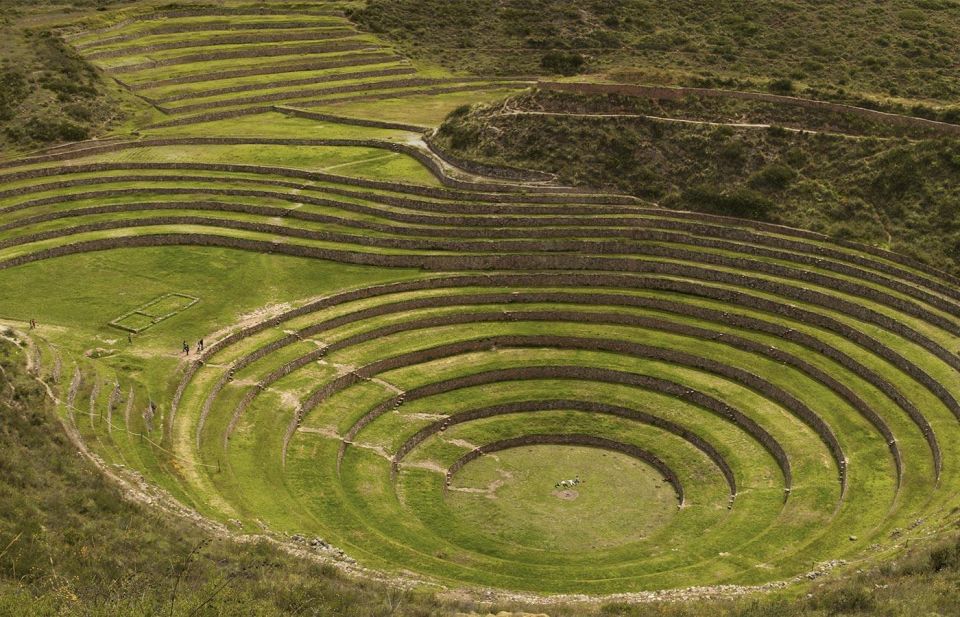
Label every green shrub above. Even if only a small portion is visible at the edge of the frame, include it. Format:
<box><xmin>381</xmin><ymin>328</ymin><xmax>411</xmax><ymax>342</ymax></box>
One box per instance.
<box><xmin>768</xmin><ymin>78</ymin><xmax>795</xmax><ymax>93</ymax></box>
<box><xmin>540</xmin><ymin>50</ymin><xmax>585</xmax><ymax>76</ymax></box>
<box><xmin>64</xmin><ymin>103</ymin><xmax>93</xmax><ymax>122</ymax></box>
<box><xmin>0</xmin><ymin>69</ymin><xmax>28</xmax><ymax>122</ymax></box>
<box><xmin>811</xmin><ymin>585</ymin><xmax>876</xmax><ymax>615</ymax></box>
<box><xmin>438</xmin><ymin>121</ymin><xmax>480</xmax><ymax>150</ymax></box>
<box><xmin>19</xmin><ymin>115</ymin><xmax>89</xmax><ymax>143</ymax></box>
<box><xmin>749</xmin><ymin>163</ymin><xmax>798</xmax><ymax>191</ymax></box>
<box><xmin>941</xmin><ymin>107</ymin><xmax>960</xmax><ymax>123</ymax></box>
<box><xmin>871</xmin><ymin>149</ymin><xmax>920</xmax><ymax>198</ymax></box>
<box><xmin>929</xmin><ymin>540</ymin><xmax>960</xmax><ymax>572</ymax></box>
<box><xmin>716</xmin><ymin>138</ymin><xmax>749</xmax><ymax>169</ymax></box>
<box><xmin>39</xmin><ymin>75</ymin><xmax>97</xmax><ymax>100</ymax></box>
<box><xmin>680</xmin><ymin>185</ymin><xmax>775</xmax><ymax>219</ymax></box>
<box><xmin>450</xmin><ymin>103</ymin><xmax>472</xmax><ymax>118</ymax></box>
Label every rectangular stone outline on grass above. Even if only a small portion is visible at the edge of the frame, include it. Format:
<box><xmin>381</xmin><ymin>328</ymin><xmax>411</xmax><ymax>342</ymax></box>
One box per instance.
<box><xmin>109</xmin><ymin>292</ymin><xmax>199</xmax><ymax>333</ymax></box>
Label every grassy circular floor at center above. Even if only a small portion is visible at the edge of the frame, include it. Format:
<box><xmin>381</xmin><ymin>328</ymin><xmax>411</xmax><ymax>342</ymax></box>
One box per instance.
<box><xmin>444</xmin><ymin>444</ymin><xmax>679</xmax><ymax>553</ymax></box>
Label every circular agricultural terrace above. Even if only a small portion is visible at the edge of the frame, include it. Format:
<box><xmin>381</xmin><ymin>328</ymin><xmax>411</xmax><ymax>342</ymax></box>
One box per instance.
<box><xmin>4</xmin><ymin>4</ymin><xmax>960</xmax><ymax>596</ymax></box>
<box><xmin>6</xmin><ymin>134</ymin><xmax>960</xmax><ymax>594</ymax></box>
<box><xmin>171</xmin><ymin>268</ymin><xmax>958</xmax><ymax>593</ymax></box>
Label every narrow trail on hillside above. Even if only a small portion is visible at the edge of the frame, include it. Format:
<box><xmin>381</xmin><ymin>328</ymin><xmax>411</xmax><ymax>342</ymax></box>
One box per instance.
<box><xmin>490</xmin><ymin>107</ymin><xmax>909</xmax><ymax>141</ymax></box>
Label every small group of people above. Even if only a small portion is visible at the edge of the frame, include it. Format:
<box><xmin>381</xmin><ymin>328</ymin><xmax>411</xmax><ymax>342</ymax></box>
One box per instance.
<box><xmin>181</xmin><ymin>338</ymin><xmax>205</xmax><ymax>355</ymax></box>
<box><xmin>555</xmin><ymin>475</ymin><xmax>581</xmax><ymax>489</ymax></box>
<box><xmin>28</xmin><ymin>319</ymin><xmax>37</xmax><ymax>330</ymax></box>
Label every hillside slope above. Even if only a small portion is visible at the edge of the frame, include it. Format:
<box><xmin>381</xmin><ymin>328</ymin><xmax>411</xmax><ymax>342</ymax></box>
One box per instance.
<box><xmin>0</xmin><ymin>0</ymin><xmax>155</xmax><ymax>154</ymax></box>
<box><xmin>431</xmin><ymin>88</ymin><xmax>960</xmax><ymax>273</ymax></box>
<box><xmin>351</xmin><ymin>0</ymin><xmax>960</xmax><ymax>109</ymax></box>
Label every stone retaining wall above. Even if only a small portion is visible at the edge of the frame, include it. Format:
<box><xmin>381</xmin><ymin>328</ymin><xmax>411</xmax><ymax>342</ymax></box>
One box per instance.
<box><xmin>222</xmin><ymin>347</ymin><xmax>328</xmax><ymax>446</ymax></box>
<box><xmin>446</xmin><ymin>433</ymin><xmax>685</xmax><ymax>504</ymax></box>
<box><xmin>129</xmin><ymin>53</ymin><xmax>398</xmax><ymax>90</ymax></box>
<box><xmin>4</xmin><ymin>166</ymin><xmax>956</xmax><ymax>304</ymax></box>
<box><xmin>400</xmin><ymin>398</ymin><xmax>738</xmax><ymax>496</ymax></box>
<box><xmin>622</xmin><ymin>244</ymin><xmax>960</xmax><ymax>340</ymax></box>
<box><xmin>0</xmin><ymin>160</ymin><xmax>625</xmax><ymax>201</ymax></box>
<box><xmin>363</xmin><ymin>309</ymin><xmax>895</xmax><ymax>484</ymax></box>
<box><xmin>349</xmin><ymin>335</ymin><xmax>843</xmax><ymax>492</ymax></box>
<box><xmin>86</xmin><ymin>30</ymin><xmax>358</xmax><ymax>61</ymax></box>
<box><xmin>4</xmin><ymin>226</ymin><xmax>956</xmax><ymax>384</ymax></box>
<box><xmin>284</xmin><ymin>369</ymin><xmax>365</xmax><ymax>461</ymax></box>
<box><xmin>194</xmin><ymin>334</ymin><xmax>305</xmax><ymax>441</ymax></box>
<box><xmin>330</xmin><ymin>344</ymin><xmax>797</xmax><ymax>488</ymax></box>
<box><xmin>205</xmin><ymin>305</ymin><xmax>767</xmax><ymax>476</ymax></box>
<box><xmin>629</xmin><ymin>275</ymin><xmax>960</xmax><ymax>425</ymax></box>
<box><xmin>72</xmin><ymin>5</ymin><xmax>344</xmax><ymax>42</ymax></box>
<box><xmin>144</xmin><ymin>82</ymin><xmax>536</xmax><ymax>128</ymax></box>
<box><xmin>627</xmin><ymin>215</ymin><xmax>960</xmax><ymax>305</ymax></box>
<box><xmin>1</xmin><ymin>189</ymin><xmax>635</xmax><ymax>223</ymax></box>
<box><xmin>2</xmin><ymin>190</ymin><xmax>958</xmax><ymax>330</ymax></box>
<box><xmin>6</xmin><ymin>202</ymin><xmax>955</xmax><ymax>364</ymax></box>
<box><xmin>3</xmin><ymin>229</ymin><xmax>928</xmax><ymax>460</ymax></box>
<box><xmin>156</xmin><ymin>67</ymin><xmax>417</xmax><ymax>104</ymax></box>
<box><xmin>0</xmin><ymin>175</ymin><xmax>633</xmax><ymax>213</ymax></box>
<box><xmin>111</xmin><ymin>40</ymin><xmax>375</xmax><ymax>74</ymax></box>
<box><xmin>163</xmin><ymin>77</ymin><xmax>485</xmax><ymax>114</ymax></box>
<box><xmin>166</xmin><ymin>273</ymin><xmax>944</xmax><ymax>477</ymax></box>
<box><xmin>274</xmin><ymin>106</ymin><xmax>427</xmax><ymax>133</ymax></box>
<box><xmin>162</xmin><ymin>271</ymin><xmax>960</xmax><ymax>458</ymax></box>
<box><xmin>617</xmin><ymin>200</ymin><xmax>960</xmax><ymax>288</ymax></box>
<box><xmin>64</xmin><ymin>7</ymin><xmax>345</xmax><ymax>46</ymax></box>
<box><xmin>293</xmin><ymin>289</ymin><xmax>930</xmax><ymax>475</ymax></box>
<box><xmin>355</xmin><ymin>364</ymin><xmax>792</xmax><ymax>490</ymax></box>
<box><xmin>423</xmin><ymin>135</ymin><xmax>556</xmax><ymax>183</ymax></box>
<box><xmin>75</xmin><ymin>20</ymin><xmax>344</xmax><ymax>50</ymax></box>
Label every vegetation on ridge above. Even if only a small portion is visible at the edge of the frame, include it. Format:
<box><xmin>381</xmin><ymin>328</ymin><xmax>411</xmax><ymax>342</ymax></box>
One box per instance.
<box><xmin>351</xmin><ymin>0</ymin><xmax>960</xmax><ymax>109</ymax></box>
